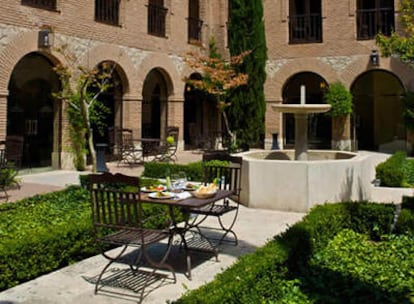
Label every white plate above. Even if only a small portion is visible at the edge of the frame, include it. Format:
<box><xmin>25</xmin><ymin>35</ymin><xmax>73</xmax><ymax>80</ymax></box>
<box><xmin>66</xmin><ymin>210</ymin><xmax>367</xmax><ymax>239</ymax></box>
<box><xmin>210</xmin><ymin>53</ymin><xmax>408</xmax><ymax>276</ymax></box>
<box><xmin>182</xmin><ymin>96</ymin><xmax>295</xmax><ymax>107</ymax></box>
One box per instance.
<box><xmin>141</xmin><ymin>185</ymin><xmax>167</xmax><ymax>193</ymax></box>
<box><xmin>148</xmin><ymin>192</ymin><xmax>175</xmax><ymax>199</ymax></box>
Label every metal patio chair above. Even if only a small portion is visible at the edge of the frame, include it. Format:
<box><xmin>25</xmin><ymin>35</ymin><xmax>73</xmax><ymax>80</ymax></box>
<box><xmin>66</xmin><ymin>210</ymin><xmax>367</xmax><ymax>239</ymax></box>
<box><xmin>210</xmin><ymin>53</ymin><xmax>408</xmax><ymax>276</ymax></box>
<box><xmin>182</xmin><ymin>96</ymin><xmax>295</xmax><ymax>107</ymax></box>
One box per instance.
<box><xmin>88</xmin><ymin>172</ymin><xmax>176</xmax><ymax>294</ymax></box>
<box><xmin>153</xmin><ymin>126</ymin><xmax>179</xmax><ymax>163</ymax></box>
<box><xmin>188</xmin><ymin>152</ymin><xmax>242</xmax><ymax>245</ymax></box>
<box><xmin>117</xmin><ymin>129</ymin><xmax>143</xmax><ymax>166</ymax></box>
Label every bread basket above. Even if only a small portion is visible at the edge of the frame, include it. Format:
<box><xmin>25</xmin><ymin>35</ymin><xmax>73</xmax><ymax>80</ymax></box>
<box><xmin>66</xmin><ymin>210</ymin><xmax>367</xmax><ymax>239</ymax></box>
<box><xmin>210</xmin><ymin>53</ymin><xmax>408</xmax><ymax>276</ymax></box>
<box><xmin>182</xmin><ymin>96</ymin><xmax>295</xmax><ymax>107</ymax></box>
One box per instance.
<box><xmin>191</xmin><ymin>184</ymin><xmax>217</xmax><ymax>199</ymax></box>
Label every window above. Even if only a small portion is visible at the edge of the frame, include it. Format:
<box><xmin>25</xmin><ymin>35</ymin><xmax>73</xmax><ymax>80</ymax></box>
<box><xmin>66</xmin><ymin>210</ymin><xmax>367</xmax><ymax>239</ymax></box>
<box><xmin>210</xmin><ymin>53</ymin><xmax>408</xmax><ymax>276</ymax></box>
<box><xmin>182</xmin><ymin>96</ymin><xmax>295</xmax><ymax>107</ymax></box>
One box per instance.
<box><xmin>147</xmin><ymin>0</ymin><xmax>168</xmax><ymax>37</ymax></box>
<box><xmin>188</xmin><ymin>0</ymin><xmax>203</xmax><ymax>43</ymax></box>
<box><xmin>21</xmin><ymin>0</ymin><xmax>56</xmax><ymax>11</ymax></box>
<box><xmin>289</xmin><ymin>0</ymin><xmax>322</xmax><ymax>44</ymax></box>
<box><xmin>356</xmin><ymin>0</ymin><xmax>394</xmax><ymax>40</ymax></box>
<box><xmin>95</xmin><ymin>0</ymin><xmax>120</xmax><ymax>26</ymax></box>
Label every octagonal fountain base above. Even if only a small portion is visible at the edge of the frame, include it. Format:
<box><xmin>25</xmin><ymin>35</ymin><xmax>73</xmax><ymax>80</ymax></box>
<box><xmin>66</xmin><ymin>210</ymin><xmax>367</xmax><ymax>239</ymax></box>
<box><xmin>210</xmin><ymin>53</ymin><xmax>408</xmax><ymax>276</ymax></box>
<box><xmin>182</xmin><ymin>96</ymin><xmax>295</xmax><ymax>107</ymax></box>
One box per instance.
<box><xmin>239</xmin><ymin>150</ymin><xmax>374</xmax><ymax>212</ymax></box>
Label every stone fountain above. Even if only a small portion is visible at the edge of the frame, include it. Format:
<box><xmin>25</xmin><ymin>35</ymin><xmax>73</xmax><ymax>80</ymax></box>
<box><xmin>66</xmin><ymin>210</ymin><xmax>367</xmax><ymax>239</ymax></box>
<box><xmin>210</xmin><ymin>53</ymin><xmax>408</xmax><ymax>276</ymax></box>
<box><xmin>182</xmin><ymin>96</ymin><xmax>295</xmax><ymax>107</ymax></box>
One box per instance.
<box><xmin>238</xmin><ymin>86</ymin><xmax>373</xmax><ymax>212</ymax></box>
<box><xmin>271</xmin><ymin>85</ymin><xmax>331</xmax><ymax>160</ymax></box>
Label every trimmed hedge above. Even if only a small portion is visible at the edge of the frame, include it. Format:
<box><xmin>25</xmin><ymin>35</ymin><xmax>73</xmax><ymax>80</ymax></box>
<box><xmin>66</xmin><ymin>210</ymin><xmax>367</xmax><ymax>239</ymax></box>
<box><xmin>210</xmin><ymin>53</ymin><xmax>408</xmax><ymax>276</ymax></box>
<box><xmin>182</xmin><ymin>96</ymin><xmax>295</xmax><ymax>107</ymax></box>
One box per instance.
<box><xmin>0</xmin><ymin>186</ymin><xmax>96</xmax><ymax>291</ymax></box>
<box><xmin>173</xmin><ymin>202</ymin><xmax>413</xmax><ymax>304</ymax></box>
<box><xmin>375</xmin><ymin>151</ymin><xmax>414</xmax><ymax>187</ymax></box>
<box><xmin>142</xmin><ymin>160</ymin><xmax>228</xmax><ymax>181</ymax></box>
<box><xmin>0</xmin><ymin>180</ymin><xmax>179</xmax><ymax>292</ymax></box>
<box><xmin>143</xmin><ymin>161</ymin><xmax>203</xmax><ymax>181</ymax></box>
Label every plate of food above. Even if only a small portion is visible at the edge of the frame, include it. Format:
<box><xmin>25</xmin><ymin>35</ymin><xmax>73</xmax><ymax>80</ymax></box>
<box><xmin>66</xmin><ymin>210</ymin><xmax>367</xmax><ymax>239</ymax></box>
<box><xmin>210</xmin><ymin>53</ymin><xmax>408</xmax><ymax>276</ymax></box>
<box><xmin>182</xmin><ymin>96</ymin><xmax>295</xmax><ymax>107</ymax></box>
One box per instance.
<box><xmin>148</xmin><ymin>191</ymin><xmax>175</xmax><ymax>199</ymax></box>
<box><xmin>182</xmin><ymin>182</ymin><xmax>199</xmax><ymax>191</ymax></box>
<box><xmin>141</xmin><ymin>185</ymin><xmax>167</xmax><ymax>193</ymax></box>
<box><xmin>191</xmin><ymin>184</ymin><xmax>217</xmax><ymax>199</ymax></box>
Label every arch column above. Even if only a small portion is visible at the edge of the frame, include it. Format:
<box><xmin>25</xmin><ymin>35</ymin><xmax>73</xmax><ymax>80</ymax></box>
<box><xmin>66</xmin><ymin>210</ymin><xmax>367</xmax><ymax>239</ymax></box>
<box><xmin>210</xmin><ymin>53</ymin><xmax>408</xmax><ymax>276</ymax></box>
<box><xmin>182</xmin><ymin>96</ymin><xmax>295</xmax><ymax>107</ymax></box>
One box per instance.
<box><xmin>0</xmin><ymin>89</ymin><xmax>8</xmax><ymax>140</ymax></box>
<box><xmin>168</xmin><ymin>96</ymin><xmax>184</xmax><ymax>150</ymax></box>
<box><xmin>122</xmin><ymin>94</ymin><xmax>142</xmax><ymax>136</ymax></box>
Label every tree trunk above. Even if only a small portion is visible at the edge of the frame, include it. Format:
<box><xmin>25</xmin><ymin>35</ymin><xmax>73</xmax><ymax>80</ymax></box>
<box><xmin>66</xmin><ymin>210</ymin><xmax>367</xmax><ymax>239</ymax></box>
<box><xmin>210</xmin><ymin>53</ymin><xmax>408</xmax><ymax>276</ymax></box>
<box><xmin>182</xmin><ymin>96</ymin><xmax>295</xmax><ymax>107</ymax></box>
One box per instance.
<box><xmin>87</xmin><ymin>128</ymin><xmax>97</xmax><ymax>173</ymax></box>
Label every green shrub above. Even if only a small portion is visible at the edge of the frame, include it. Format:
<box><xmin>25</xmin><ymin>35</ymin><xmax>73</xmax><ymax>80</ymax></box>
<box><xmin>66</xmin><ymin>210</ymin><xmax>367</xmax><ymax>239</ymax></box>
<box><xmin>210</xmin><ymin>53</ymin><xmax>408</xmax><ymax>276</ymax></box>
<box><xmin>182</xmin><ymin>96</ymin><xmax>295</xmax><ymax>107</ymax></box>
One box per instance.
<box><xmin>0</xmin><ymin>186</ymin><xmax>95</xmax><ymax>291</ymax></box>
<box><xmin>394</xmin><ymin>209</ymin><xmax>414</xmax><ymax>235</ymax></box>
<box><xmin>143</xmin><ymin>161</ymin><xmax>203</xmax><ymax>181</ymax></box>
<box><xmin>174</xmin><ymin>202</ymin><xmax>400</xmax><ymax>303</ymax></box>
<box><xmin>0</xmin><ymin>184</ymin><xmax>178</xmax><ymax>291</ymax></box>
<box><xmin>306</xmin><ymin>229</ymin><xmax>414</xmax><ymax>303</ymax></box>
<box><xmin>402</xmin><ymin>195</ymin><xmax>414</xmax><ymax>211</ymax></box>
<box><xmin>142</xmin><ymin>160</ymin><xmax>227</xmax><ymax>181</ymax></box>
<box><xmin>375</xmin><ymin>151</ymin><xmax>408</xmax><ymax>187</ymax></box>
<box><xmin>324</xmin><ymin>82</ymin><xmax>353</xmax><ymax>117</ymax></box>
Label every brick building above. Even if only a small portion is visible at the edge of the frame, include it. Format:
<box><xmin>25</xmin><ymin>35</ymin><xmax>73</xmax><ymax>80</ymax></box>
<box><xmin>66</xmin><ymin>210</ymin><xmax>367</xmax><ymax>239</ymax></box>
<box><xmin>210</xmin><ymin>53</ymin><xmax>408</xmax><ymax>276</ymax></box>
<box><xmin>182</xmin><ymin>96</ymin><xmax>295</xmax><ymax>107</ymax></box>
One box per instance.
<box><xmin>0</xmin><ymin>0</ymin><xmax>412</xmax><ymax>170</ymax></box>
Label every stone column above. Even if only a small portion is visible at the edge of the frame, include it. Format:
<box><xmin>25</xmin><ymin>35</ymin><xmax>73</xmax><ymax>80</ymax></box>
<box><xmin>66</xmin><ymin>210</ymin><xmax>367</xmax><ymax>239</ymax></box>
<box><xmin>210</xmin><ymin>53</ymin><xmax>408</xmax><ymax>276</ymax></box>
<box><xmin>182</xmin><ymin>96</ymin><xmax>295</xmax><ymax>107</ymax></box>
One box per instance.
<box><xmin>294</xmin><ymin>113</ymin><xmax>308</xmax><ymax>160</ymax></box>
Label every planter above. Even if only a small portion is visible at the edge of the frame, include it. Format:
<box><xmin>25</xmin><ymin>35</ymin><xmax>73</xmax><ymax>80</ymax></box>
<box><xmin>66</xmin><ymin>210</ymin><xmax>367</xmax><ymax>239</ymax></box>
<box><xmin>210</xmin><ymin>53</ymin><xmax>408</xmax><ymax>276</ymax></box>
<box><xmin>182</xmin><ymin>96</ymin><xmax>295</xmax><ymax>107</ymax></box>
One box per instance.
<box><xmin>331</xmin><ymin>115</ymin><xmax>351</xmax><ymax>151</ymax></box>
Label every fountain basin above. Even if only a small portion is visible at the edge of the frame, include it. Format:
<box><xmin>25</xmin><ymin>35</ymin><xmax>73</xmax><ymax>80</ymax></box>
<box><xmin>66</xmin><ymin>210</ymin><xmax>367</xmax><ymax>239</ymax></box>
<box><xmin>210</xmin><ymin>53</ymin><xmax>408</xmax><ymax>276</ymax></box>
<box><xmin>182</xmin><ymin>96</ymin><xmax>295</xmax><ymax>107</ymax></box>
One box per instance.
<box><xmin>271</xmin><ymin>104</ymin><xmax>331</xmax><ymax>114</ymax></box>
<box><xmin>239</xmin><ymin>150</ymin><xmax>373</xmax><ymax>212</ymax></box>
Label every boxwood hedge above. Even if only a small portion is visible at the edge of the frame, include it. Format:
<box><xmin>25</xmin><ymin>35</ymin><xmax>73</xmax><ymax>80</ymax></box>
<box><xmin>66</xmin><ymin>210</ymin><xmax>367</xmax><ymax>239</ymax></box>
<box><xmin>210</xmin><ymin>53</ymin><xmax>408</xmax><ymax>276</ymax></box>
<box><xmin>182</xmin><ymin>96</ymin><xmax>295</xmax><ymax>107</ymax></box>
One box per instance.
<box><xmin>0</xmin><ymin>178</ymin><xmax>179</xmax><ymax>292</ymax></box>
<box><xmin>174</xmin><ymin>202</ymin><xmax>414</xmax><ymax>304</ymax></box>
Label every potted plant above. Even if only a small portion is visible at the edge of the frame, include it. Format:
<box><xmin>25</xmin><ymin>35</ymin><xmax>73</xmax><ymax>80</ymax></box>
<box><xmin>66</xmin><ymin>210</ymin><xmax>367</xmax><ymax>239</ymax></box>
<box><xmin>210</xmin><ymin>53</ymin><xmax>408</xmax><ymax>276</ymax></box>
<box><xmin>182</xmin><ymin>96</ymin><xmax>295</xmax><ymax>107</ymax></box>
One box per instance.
<box><xmin>324</xmin><ymin>82</ymin><xmax>353</xmax><ymax>151</ymax></box>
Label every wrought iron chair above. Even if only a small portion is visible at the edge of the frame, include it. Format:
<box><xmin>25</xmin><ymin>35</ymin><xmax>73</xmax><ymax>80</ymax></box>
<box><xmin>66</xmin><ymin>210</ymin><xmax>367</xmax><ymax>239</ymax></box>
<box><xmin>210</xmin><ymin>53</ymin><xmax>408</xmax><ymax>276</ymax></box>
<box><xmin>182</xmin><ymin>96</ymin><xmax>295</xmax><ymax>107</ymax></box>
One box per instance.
<box><xmin>188</xmin><ymin>152</ymin><xmax>242</xmax><ymax>245</ymax></box>
<box><xmin>0</xmin><ymin>135</ymin><xmax>24</xmax><ymax>198</ymax></box>
<box><xmin>88</xmin><ymin>172</ymin><xmax>176</xmax><ymax>294</ymax></box>
<box><xmin>117</xmin><ymin>129</ymin><xmax>143</xmax><ymax>166</ymax></box>
<box><xmin>5</xmin><ymin>135</ymin><xmax>24</xmax><ymax>169</ymax></box>
<box><xmin>154</xmin><ymin>126</ymin><xmax>179</xmax><ymax>162</ymax></box>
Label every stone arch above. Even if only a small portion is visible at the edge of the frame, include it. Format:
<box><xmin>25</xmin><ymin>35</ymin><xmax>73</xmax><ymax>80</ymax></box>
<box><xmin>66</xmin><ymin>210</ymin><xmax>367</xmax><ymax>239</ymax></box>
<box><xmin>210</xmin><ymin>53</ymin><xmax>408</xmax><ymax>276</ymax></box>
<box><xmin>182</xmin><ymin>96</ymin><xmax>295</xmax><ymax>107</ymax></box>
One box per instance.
<box><xmin>350</xmin><ymin>69</ymin><xmax>405</xmax><ymax>153</ymax></box>
<box><xmin>80</xmin><ymin>44</ymin><xmax>135</xmax><ymax>94</ymax></box>
<box><xmin>266</xmin><ymin>58</ymin><xmax>338</xmax><ymax>102</ymax></box>
<box><xmin>7</xmin><ymin>51</ymin><xmax>61</xmax><ymax>168</ymax></box>
<box><xmin>183</xmin><ymin>72</ymin><xmax>218</xmax><ymax>150</ymax></box>
<box><xmin>137</xmin><ymin>52</ymin><xmax>182</xmax><ymax>100</ymax></box>
<box><xmin>280</xmin><ymin>71</ymin><xmax>331</xmax><ymax>149</ymax></box>
<box><xmin>141</xmin><ymin>67</ymin><xmax>175</xmax><ymax>141</ymax></box>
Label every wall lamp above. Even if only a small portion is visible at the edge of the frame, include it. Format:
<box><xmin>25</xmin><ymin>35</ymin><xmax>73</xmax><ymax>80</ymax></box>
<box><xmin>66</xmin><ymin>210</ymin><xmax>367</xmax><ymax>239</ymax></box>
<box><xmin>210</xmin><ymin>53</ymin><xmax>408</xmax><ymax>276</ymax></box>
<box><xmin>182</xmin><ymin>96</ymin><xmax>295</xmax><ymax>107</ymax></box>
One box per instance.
<box><xmin>370</xmin><ymin>49</ymin><xmax>380</xmax><ymax>66</ymax></box>
<box><xmin>38</xmin><ymin>28</ymin><xmax>54</xmax><ymax>49</ymax></box>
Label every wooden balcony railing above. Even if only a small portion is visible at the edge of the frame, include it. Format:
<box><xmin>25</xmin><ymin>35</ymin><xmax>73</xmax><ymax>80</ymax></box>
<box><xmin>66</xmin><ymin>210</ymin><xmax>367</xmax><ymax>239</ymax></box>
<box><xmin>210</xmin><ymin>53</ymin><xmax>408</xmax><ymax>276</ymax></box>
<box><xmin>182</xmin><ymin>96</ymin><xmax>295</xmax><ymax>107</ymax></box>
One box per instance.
<box><xmin>188</xmin><ymin>17</ymin><xmax>203</xmax><ymax>43</ymax></box>
<box><xmin>21</xmin><ymin>0</ymin><xmax>56</xmax><ymax>10</ymax></box>
<box><xmin>356</xmin><ymin>7</ymin><xmax>394</xmax><ymax>40</ymax></box>
<box><xmin>147</xmin><ymin>3</ymin><xmax>168</xmax><ymax>37</ymax></box>
<box><xmin>95</xmin><ymin>0</ymin><xmax>120</xmax><ymax>26</ymax></box>
<box><xmin>289</xmin><ymin>13</ymin><xmax>322</xmax><ymax>44</ymax></box>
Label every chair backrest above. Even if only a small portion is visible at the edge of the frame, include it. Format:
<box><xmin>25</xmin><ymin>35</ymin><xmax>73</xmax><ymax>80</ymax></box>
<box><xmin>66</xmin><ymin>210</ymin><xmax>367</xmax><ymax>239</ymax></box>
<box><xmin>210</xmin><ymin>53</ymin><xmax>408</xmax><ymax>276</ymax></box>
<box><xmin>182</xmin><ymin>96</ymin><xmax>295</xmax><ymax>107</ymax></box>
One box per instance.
<box><xmin>202</xmin><ymin>152</ymin><xmax>242</xmax><ymax>198</ymax></box>
<box><xmin>166</xmin><ymin>126</ymin><xmax>179</xmax><ymax>146</ymax></box>
<box><xmin>165</xmin><ymin>126</ymin><xmax>179</xmax><ymax>156</ymax></box>
<box><xmin>5</xmin><ymin>135</ymin><xmax>24</xmax><ymax>168</ymax></box>
<box><xmin>120</xmin><ymin>129</ymin><xmax>134</xmax><ymax>149</ymax></box>
<box><xmin>88</xmin><ymin>172</ymin><xmax>143</xmax><ymax>230</ymax></box>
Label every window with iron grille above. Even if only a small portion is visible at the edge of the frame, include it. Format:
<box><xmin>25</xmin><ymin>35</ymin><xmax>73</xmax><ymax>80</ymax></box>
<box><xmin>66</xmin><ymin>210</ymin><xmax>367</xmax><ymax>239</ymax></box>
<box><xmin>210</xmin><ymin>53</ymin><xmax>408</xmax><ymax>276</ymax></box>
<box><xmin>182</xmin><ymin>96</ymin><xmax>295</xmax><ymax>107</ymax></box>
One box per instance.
<box><xmin>188</xmin><ymin>0</ymin><xmax>203</xmax><ymax>43</ymax></box>
<box><xmin>356</xmin><ymin>0</ymin><xmax>394</xmax><ymax>40</ymax></box>
<box><xmin>95</xmin><ymin>0</ymin><xmax>120</xmax><ymax>26</ymax></box>
<box><xmin>289</xmin><ymin>0</ymin><xmax>322</xmax><ymax>44</ymax></box>
<box><xmin>21</xmin><ymin>0</ymin><xmax>57</xmax><ymax>11</ymax></box>
<box><xmin>147</xmin><ymin>0</ymin><xmax>168</xmax><ymax>37</ymax></box>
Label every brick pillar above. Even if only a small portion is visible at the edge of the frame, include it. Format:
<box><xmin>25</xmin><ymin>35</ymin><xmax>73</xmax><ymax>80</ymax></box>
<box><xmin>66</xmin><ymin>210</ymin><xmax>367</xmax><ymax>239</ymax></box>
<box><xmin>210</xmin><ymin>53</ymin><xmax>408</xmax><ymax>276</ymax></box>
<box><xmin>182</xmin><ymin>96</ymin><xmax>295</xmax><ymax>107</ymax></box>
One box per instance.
<box><xmin>168</xmin><ymin>97</ymin><xmax>184</xmax><ymax>150</ymax></box>
<box><xmin>122</xmin><ymin>94</ymin><xmax>142</xmax><ymax>137</ymax></box>
<box><xmin>0</xmin><ymin>89</ymin><xmax>8</xmax><ymax>140</ymax></box>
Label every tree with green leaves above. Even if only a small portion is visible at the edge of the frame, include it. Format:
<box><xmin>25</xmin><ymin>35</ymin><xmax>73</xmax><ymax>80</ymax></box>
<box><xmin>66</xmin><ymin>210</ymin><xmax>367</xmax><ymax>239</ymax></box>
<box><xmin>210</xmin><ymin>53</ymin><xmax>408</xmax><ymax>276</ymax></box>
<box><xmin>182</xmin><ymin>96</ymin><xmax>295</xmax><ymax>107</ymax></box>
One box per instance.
<box><xmin>53</xmin><ymin>46</ymin><xmax>115</xmax><ymax>172</ymax></box>
<box><xmin>227</xmin><ymin>0</ymin><xmax>267</xmax><ymax>150</ymax></box>
<box><xmin>376</xmin><ymin>0</ymin><xmax>414</xmax><ymax>65</ymax></box>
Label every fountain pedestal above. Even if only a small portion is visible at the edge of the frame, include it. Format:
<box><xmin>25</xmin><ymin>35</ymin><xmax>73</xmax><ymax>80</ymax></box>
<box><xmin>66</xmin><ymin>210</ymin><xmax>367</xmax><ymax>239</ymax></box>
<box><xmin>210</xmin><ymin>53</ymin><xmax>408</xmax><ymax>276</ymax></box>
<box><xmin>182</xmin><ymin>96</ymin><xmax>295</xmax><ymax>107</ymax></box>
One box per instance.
<box><xmin>272</xmin><ymin>104</ymin><xmax>332</xmax><ymax>160</ymax></box>
<box><xmin>295</xmin><ymin>113</ymin><xmax>308</xmax><ymax>160</ymax></box>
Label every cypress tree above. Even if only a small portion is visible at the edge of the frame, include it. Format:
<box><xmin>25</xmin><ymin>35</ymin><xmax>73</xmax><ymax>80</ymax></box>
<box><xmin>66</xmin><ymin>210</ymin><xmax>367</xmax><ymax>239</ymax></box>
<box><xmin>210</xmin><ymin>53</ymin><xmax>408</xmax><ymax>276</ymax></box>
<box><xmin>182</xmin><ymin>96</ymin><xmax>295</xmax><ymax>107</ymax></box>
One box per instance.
<box><xmin>227</xmin><ymin>0</ymin><xmax>267</xmax><ymax>150</ymax></box>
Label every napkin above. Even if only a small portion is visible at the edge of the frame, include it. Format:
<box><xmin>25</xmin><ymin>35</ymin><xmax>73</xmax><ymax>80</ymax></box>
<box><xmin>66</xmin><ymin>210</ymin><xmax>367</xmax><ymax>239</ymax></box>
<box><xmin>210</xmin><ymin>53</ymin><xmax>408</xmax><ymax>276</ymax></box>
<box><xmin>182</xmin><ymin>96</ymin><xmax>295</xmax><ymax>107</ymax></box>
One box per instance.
<box><xmin>174</xmin><ymin>191</ymin><xmax>192</xmax><ymax>200</ymax></box>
